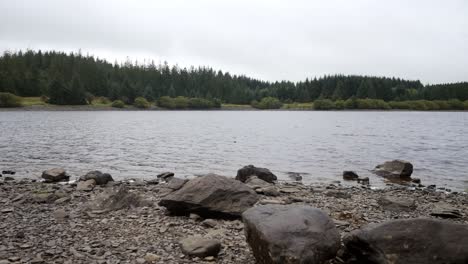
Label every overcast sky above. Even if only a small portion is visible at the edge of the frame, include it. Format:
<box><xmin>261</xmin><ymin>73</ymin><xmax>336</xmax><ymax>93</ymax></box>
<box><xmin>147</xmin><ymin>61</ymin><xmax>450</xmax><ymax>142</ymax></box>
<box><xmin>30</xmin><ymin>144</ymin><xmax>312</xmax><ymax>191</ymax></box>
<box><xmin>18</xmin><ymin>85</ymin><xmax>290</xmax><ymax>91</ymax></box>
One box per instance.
<box><xmin>1</xmin><ymin>0</ymin><xmax>467</xmax><ymax>84</ymax></box>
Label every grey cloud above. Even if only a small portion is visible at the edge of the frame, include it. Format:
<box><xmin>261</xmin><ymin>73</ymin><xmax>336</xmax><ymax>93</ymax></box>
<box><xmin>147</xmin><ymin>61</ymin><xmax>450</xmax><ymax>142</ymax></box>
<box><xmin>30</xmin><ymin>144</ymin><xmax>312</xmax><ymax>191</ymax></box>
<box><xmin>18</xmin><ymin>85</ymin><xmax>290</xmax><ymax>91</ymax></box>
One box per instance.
<box><xmin>0</xmin><ymin>0</ymin><xmax>467</xmax><ymax>83</ymax></box>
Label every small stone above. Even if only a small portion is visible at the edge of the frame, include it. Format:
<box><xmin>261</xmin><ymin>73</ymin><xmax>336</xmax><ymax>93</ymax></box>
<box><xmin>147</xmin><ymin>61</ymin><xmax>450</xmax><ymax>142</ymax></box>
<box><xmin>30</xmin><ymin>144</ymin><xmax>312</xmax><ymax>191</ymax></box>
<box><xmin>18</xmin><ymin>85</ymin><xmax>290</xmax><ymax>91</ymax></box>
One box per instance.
<box><xmin>411</xmin><ymin>178</ymin><xmax>421</xmax><ymax>184</ymax></box>
<box><xmin>1</xmin><ymin>208</ymin><xmax>13</xmax><ymax>213</ymax></box>
<box><xmin>144</xmin><ymin>253</ymin><xmax>160</xmax><ymax>263</ymax></box>
<box><xmin>201</xmin><ymin>219</ymin><xmax>217</xmax><ymax>228</ymax></box>
<box><xmin>190</xmin><ymin>213</ymin><xmax>202</xmax><ymax>221</ymax></box>
<box><xmin>204</xmin><ymin>256</ymin><xmax>215</xmax><ymax>261</ymax></box>
<box><xmin>54</xmin><ymin>196</ymin><xmax>71</xmax><ymax>204</ymax></box>
<box><xmin>179</xmin><ymin>236</ymin><xmax>221</xmax><ymax>258</ymax></box>
<box><xmin>357</xmin><ymin>177</ymin><xmax>370</xmax><ymax>185</ymax></box>
<box><xmin>136</xmin><ymin>258</ymin><xmax>146</xmax><ymax>264</ymax></box>
<box><xmin>53</xmin><ymin>209</ymin><xmax>69</xmax><ymax>220</ymax></box>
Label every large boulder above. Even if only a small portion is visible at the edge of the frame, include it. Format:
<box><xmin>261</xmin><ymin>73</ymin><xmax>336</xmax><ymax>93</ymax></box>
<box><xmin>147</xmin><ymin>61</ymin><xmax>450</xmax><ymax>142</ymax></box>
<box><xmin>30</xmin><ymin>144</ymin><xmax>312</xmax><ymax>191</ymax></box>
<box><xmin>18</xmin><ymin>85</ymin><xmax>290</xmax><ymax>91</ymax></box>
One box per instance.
<box><xmin>42</xmin><ymin>168</ymin><xmax>69</xmax><ymax>183</ymax></box>
<box><xmin>343</xmin><ymin>218</ymin><xmax>468</xmax><ymax>264</ymax></box>
<box><xmin>242</xmin><ymin>205</ymin><xmax>340</xmax><ymax>264</ymax></box>
<box><xmin>373</xmin><ymin>160</ymin><xmax>413</xmax><ymax>178</ymax></box>
<box><xmin>236</xmin><ymin>165</ymin><xmax>277</xmax><ymax>183</ymax></box>
<box><xmin>159</xmin><ymin>174</ymin><xmax>259</xmax><ymax>218</ymax></box>
<box><xmin>80</xmin><ymin>171</ymin><xmax>114</xmax><ymax>185</ymax></box>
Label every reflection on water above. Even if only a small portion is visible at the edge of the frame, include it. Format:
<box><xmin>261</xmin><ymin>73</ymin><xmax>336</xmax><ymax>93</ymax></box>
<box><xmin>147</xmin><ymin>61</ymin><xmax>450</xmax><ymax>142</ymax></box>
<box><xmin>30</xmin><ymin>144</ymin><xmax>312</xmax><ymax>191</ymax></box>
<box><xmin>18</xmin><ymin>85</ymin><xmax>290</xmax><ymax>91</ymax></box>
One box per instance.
<box><xmin>0</xmin><ymin>111</ymin><xmax>467</xmax><ymax>191</ymax></box>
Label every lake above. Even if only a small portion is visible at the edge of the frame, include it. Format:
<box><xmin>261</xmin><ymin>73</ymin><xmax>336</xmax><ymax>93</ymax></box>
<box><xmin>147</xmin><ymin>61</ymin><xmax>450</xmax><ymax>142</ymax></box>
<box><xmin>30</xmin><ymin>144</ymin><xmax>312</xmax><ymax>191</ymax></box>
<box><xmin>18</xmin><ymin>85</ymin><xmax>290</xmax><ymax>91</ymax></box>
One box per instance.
<box><xmin>0</xmin><ymin>111</ymin><xmax>467</xmax><ymax>191</ymax></box>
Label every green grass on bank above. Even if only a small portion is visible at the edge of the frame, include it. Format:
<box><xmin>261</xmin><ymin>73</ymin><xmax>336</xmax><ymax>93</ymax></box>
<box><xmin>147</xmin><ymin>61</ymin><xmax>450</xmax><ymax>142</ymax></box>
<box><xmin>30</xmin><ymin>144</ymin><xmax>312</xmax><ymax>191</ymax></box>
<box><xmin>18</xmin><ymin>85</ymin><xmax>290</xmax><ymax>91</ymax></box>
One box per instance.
<box><xmin>20</xmin><ymin>97</ymin><xmax>48</xmax><ymax>106</ymax></box>
<box><xmin>2</xmin><ymin>95</ymin><xmax>468</xmax><ymax>111</ymax></box>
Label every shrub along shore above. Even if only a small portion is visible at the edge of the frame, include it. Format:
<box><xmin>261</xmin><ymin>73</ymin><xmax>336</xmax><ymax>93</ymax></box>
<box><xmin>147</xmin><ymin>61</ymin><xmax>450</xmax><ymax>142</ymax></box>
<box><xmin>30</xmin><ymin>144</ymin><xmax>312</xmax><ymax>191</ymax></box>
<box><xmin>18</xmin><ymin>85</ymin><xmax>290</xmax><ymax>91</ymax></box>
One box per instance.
<box><xmin>1</xmin><ymin>93</ymin><xmax>468</xmax><ymax>111</ymax></box>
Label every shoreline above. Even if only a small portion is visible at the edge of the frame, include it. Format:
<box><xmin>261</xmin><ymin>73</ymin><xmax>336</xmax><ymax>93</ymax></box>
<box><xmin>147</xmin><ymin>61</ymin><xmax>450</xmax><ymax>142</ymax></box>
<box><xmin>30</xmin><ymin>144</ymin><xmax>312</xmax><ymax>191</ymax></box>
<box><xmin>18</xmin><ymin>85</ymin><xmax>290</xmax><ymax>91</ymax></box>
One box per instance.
<box><xmin>1</xmin><ymin>177</ymin><xmax>466</xmax><ymax>263</ymax></box>
<box><xmin>1</xmin><ymin>105</ymin><xmax>467</xmax><ymax>112</ymax></box>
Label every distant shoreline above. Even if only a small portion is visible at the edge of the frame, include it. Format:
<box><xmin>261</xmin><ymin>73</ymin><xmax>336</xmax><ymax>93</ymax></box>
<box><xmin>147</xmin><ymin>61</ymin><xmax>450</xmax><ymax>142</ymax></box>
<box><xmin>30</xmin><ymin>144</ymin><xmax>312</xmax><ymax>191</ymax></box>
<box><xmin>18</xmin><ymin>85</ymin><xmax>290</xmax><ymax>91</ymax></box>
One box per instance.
<box><xmin>1</xmin><ymin>105</ymin><xmax>467</xmax><ymax>112</ymax></box>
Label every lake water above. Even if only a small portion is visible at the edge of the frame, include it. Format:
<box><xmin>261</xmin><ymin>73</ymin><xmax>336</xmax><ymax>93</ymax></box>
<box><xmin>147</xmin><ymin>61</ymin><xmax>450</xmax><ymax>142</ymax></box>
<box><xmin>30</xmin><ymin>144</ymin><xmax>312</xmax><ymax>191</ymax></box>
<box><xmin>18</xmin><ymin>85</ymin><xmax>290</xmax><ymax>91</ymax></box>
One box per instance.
<box><xmin>0</xmin><ymin>111</ymin><xmax>467</xmax><ymax>191</ymax></box>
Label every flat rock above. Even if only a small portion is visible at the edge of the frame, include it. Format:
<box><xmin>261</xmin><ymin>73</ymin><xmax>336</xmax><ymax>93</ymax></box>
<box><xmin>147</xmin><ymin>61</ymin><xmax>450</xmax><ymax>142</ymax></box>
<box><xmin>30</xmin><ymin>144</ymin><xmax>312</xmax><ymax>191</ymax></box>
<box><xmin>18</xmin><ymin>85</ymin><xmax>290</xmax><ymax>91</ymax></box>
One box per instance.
<box><xmin>261</xmin><ymin>186</ymin><xmax>281</xmax><ymax>197</ymax></box>
<box><xmin>236</xmin><ymin>165</ymin><xmax>277</xmax><ymax>183</ymax></box>
<box><xmin>41</xmin><ymin>168</ymin><xmax>69</xmax><ymax>183</ymax></box>
<box><xmin>159</xmin><ymin>174</ymin><xmax>258</xmax><ymax>218</ymax></box>
<box><xmin>157</xmin><ymin>172</ymin><xmax>175</xmax><ymax>181</ymax></box>
<box><xmin>77</xmin><ymin>179</ymin><xmax>96</xmax><ymax>191</ymax></box>
<box><xmin>431</xmin><ymin>203</ymin><xmax>462</xmax><ymax>218</ymax></box>
<box><xmin>179</xmin><ymin>236</ymin><xmax>221</xmax><ymax>258</ymax></box>
<box><xmin>378</xmin><ymin>195</ymin><xmax>416</xmax><ymax>212</ymax></box>
<box><xmin>242</xmin><ymin>204</ymin><xmax>340</xmax><ymax>264</ymax></box>
<box><xmin>245</xmin><ymin>176</ymin><xmax>273</xmax><ymax>190</ymax></box>
<box><xmin>159</xmin><ymin>177</ymin><xmax>189</xmax><ymax>196</ymax></box>
<box><xmin>343</xmin><ymin>218</ymin><xmax>468</xmax><ymax>264</ymax></box>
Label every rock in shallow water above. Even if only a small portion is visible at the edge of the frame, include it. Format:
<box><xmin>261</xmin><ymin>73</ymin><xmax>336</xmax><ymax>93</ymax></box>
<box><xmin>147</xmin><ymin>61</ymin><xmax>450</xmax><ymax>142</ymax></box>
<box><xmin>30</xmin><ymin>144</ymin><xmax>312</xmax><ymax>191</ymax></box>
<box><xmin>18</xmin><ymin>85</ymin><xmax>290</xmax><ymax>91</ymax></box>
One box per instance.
<box><xmin>373</xmin><ymin>160</ymin><xmax>413</xmax><ymax>178</ymax></box>
<box><xmin>159</xmin><ymin>174</ymin><xmax>258</xmax><ymax>218</ymax></box>
<box><xmin>343</xmin><ymin>171</ymin><xmax>359</xmax><ymax>180</ymax></box>
<box><xmin>41</xmin><ymin>168</ymin><xmax>69</xmax><ymax>183</ymax></box>
<box><xmin>80</xmin><ymin>170</ymin><xmax>113</xmax><ymax>185</ymax></box>
<box><xmin>343</xmin><ymin>218</ymin><xmax>468</xmax><ymax>264</ymax></box>
<box><xmin>236</xmin><ymin>165</ymin><xmax>277</xmax><ymax>183</ymax></box>
<box><xmin>242</xmin><ymin>204</ymin><xmax>340</xmax><ymax>264</ymax></box>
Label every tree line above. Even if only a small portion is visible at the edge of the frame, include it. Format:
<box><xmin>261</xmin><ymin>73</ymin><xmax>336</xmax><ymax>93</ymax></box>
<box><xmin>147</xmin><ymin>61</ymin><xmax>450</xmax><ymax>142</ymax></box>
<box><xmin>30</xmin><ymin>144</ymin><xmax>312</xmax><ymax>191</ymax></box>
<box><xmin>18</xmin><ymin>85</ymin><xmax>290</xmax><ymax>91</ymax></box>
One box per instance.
<box><xmin>0</xmin><ymin>50</ymin><xmax>467</xmax><ymax>105</ymax></box>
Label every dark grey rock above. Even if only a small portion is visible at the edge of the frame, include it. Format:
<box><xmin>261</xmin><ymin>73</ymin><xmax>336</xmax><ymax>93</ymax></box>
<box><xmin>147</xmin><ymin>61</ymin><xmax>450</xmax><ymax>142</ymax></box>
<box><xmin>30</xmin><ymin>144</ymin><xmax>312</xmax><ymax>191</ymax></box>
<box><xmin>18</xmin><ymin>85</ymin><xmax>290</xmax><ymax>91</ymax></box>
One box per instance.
<box><xmin>242</xmin><ymin>204</ymin><xmax>340</xmax><ymax>264</ymax></box>
<box><xmin>157</xmin><ymin>172</ymin><xmax>175</xmax><ymax>181</ymax></box>
<box><xmin>343</xmin><ymin>218</ymin><xmax>468</xmax><ymax>264</ymax></box>
<box><xmin>287</xmin><ymin>172</ymin><xmax>303</xmax><ymax>181</ymax></box>
<box><xmin>42</xmin><ymin>168</ymin><xmax>69</xmax><ymax>183</ymax></box>
<box><xmin>343</xmin><ymin>171</ymin><xmax>359</xmax><ymax>180</ymax></box>
<box><xmin>159</xmin><ymin>174</ymin><xmax>259</xmax><ymax>218</ymax></box>
<box><xmin>357</xmin><ymin>177</ymin><xmax>370</xmax><ymax>185</ymax></box>
<box><xmin>236</xmin><ymin>165</ymin><xmax>277</xmax><ymax>183</ymax></box>
<box><xmin>80</xmin><ymin>171</ymin><xmax>113</xmax><ymax>185</ymax></box>
<box><xmin>411</xmin><ymin>178</ymin><xmax>421</xmax><ymax>184</ymax></box>
<box><xmin>373</xmin><ymin>160</ymin><xmax>413</xmax><ymax>178</ymax></box>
